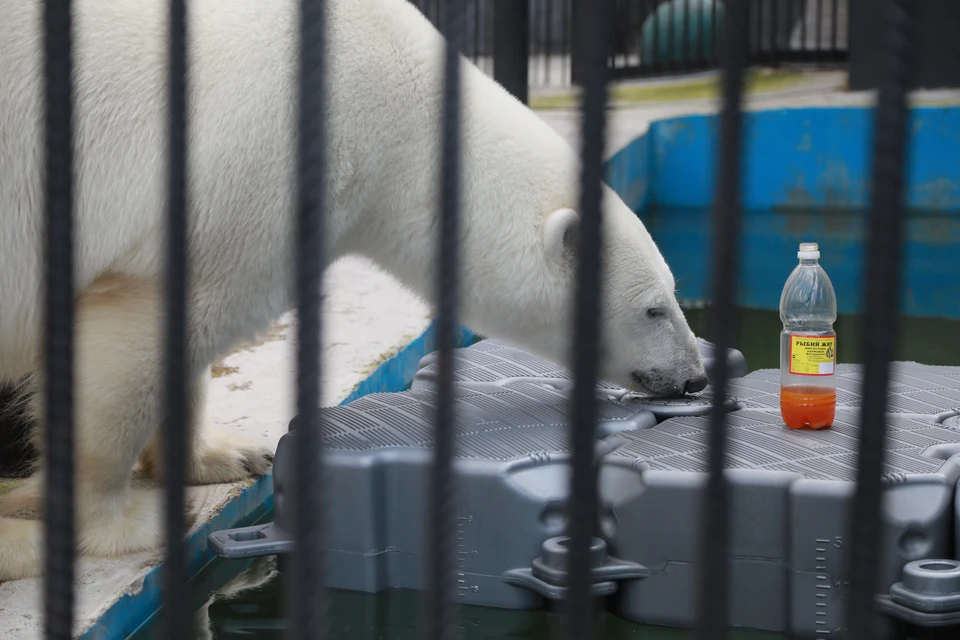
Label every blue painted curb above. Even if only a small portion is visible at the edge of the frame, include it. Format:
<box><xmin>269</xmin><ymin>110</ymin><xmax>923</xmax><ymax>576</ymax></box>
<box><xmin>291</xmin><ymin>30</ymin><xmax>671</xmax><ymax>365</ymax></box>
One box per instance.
<box><xmin>81</xmin><ymin>479</ymin><xmax>275</xmax><ymax>640</ymax></box>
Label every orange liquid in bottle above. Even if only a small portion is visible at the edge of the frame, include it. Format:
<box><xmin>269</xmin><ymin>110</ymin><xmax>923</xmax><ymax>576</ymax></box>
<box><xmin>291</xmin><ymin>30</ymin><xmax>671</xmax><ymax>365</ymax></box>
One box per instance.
<box><xmin>779</xmin><ymin>385</ymin><xmax>836</xmax><ymax>430</ymax></box>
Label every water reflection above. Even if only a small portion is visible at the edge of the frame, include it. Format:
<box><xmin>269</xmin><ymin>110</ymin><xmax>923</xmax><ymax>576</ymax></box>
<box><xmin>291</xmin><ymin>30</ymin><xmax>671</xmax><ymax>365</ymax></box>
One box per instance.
<box><xmin>173</xmin><ymin>556</ymin><xmax>784</xmax><ymax>640</ymax></box>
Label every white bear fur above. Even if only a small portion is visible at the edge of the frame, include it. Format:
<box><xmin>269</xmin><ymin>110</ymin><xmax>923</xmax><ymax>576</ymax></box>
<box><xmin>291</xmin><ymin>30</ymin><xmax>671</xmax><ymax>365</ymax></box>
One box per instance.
<box><xmin>0</xmin><ymin>0</ymin><xmax>706</xmax><ymax>581</ymax></box>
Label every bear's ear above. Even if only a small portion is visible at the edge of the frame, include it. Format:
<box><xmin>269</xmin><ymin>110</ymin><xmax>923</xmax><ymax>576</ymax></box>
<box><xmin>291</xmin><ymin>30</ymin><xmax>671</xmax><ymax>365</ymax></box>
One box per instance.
<box><xmin>544</xmin><ymin>208</ymin><xmax>581</xmax><ymax>264</ymax></box>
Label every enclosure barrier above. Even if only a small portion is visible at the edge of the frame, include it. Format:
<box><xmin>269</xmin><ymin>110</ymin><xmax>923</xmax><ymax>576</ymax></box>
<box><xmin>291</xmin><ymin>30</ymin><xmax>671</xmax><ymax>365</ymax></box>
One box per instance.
<box><xmin>603</xmin><ymin>0</ymin><xmax>848</xmax><ymax>82</ymax></box>
<box><xmin>408</xmin><ymin>0</ymin><xmax>848</xmax><ymax>93</ymax></box>
<box><xmin>37</xmin><ymin>0</ymin><xmax>915</xmax><ymax>639</ymax></box>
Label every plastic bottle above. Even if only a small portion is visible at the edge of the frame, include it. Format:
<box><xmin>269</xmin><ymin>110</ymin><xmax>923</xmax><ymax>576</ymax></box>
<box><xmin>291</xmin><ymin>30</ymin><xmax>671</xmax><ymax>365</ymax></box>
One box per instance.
<box><xmin>779</xmin><ymin>242</ymin><xmax>837</xmax><ymax>430</ymax></box>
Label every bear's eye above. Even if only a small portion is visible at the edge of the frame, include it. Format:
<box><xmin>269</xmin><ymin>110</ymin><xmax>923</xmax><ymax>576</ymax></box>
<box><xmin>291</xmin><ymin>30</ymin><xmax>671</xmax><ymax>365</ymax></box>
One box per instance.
<box><xmin>646</xmin><ymin>307</ymin><xmax>667</xmax><ymax>319</ymax></box>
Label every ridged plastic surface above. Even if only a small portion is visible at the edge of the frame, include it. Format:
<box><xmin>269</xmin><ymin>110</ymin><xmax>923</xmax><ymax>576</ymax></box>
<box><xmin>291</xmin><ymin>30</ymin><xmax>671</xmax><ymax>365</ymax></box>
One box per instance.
<box><xmin>413</xmin><ymin>338</ymin><xmax>746</xmax><ymax>420</ymax></box>
<box><xmin>317</xmin><ymin>378</ymin><xmax>657</xmax><ymax>457</ymax></box>
<box><xmin>730</xmin><ymin>363</ymin><xmax>960</xmax><ymax>418</ymax></box>
<box><xmin>604</xmin><ymin>361</ymin><xmax>960</xmax><ymax>637</ymax></box>
<box><xmin>209</xmin><ymin>340</ymin><xmax>960</xmax><ymax>637</ymax></box>
<box><xmin>411</xmin><ymin>339</ymin><xmax>626</xmax><ymax>392</ymax></box>
<box><xmin>608</xmin><ymin>407</ymin><xmax>960</xmax><ymax>480</ymax></box>
<box><xmin>261</xmin><ymin>345</ymin><xmax>661</xmax><ymax>611</ymax></box>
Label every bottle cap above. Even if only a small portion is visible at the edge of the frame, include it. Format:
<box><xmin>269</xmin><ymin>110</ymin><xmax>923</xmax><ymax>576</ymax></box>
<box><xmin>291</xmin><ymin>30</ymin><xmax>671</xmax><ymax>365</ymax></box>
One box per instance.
<box><xmin>798</xmin><ymin>242</ymin><xmax>820</xmax><ymax>260</ymax></box>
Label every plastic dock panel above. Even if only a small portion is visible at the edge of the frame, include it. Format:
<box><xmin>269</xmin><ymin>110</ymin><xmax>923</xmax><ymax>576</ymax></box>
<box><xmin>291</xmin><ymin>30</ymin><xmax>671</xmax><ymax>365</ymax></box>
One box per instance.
<box><xmin>602</xmin><ymin>361</ymin><xmax>960</xmax><ymax>636</ymax></box>
<box><xmin>602</xmin><ymin>406</ymin><xmax>960</xmax><ymax>636</ymax></box>
<box><xmin>209</xmin><ymin>340</ymin><xmax>960</xmax><ymax>636</ymax></box>
<box><xmin>213</xmin><ymin>371</ymin><xmax>658</xmax><ymax>610</ymax></box>
<box><xmin>412</xmin><ymin>338</ymin><xmax>744</xmax><ymax>420</ymax></box>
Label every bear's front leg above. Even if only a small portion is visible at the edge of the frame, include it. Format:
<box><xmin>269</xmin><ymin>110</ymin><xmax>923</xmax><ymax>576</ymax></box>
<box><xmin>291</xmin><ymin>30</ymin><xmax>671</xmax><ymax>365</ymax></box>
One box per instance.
<box><xmin>138</xmin><ymin>366</ymin><xmax>274</xmax><ymax>485</ymax></box>
<box><xmin>0</xmin><ymin>274</ymin><xmax>182</xmax><ymax>580</ymax></box>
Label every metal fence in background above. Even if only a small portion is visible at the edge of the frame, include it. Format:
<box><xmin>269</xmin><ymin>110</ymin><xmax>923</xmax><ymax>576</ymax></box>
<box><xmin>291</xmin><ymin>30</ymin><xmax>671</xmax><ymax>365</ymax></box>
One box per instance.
<box><xmin>37</xmin><ymin>1</ymin><xmax>914</xmax><ymax>640</ymax></box>
<box><xmin>410</xmin><ymin>0</ymin><xmax>849</xmax><ymax>91</ymax></box>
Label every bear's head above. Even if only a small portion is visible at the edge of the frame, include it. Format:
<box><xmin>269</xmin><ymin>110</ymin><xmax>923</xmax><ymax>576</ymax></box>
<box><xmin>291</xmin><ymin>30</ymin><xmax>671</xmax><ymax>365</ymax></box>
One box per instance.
<box><xmin>537</xmin><ymin>198</ymin><xmax>708</xmax><ymax>397</ymax></box>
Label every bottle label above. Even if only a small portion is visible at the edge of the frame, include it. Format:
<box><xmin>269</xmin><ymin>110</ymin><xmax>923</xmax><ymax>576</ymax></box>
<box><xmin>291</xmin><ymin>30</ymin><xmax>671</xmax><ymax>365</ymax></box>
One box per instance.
<box><xmin>789</xmin><ymin>334</ymin><xmax>836</xmax><ymax>376</ymax></box>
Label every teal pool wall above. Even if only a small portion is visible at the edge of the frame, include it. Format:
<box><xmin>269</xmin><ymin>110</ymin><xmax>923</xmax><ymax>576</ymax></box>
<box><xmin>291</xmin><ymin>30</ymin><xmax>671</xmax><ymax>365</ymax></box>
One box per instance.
<box><xmin>603</xmin><ymin>105</ymin><xmax>960</xmax><ymax>319</ymax></box>
<box><xmin>92</xmin><ymin>104</ymin><xmax>960</xmax><ymax>638</ymax></box>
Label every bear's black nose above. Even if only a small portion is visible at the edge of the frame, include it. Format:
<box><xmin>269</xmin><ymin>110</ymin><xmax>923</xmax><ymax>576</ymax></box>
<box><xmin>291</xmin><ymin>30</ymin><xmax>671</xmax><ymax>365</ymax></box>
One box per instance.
<box><xmin>685</xmin><ymin>375</ymin><xmax>708</xmax><ymax>394</ymax></box>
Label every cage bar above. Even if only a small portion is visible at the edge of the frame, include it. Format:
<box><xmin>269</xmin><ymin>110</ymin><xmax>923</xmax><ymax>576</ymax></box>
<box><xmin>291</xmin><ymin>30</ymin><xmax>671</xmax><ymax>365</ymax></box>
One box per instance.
<box><xmin>563</xmin><ymin>0</ymin><xmax>610</xmax><ymax>638</ymax></box>
<box><xmin>290</xmin><ymin>0</ymin><xmax>330</xmax><ymax>638</ymax></box>
<box><xmin>845</xmin><ymin>1</ymin><xmax>918</xmax><ymax>637</ymax></box>
<box><xmin>695</xmin><ymin>0</ymin><xmax>749</xmax><ymax>638</ymax></box>
<box><xmin>42</xmin><ymin>0</ymin><xmax>77</xmax><ymax>637</ymax></box>
<box><xmin>423</xmin><ymin>1</ymin><xmax>467</xmax><ymax>639</ymax></box>
<box><xmin>160</xmin><ymin>0</ymin><xmax>191</xmax><ymax>637</ymax></box>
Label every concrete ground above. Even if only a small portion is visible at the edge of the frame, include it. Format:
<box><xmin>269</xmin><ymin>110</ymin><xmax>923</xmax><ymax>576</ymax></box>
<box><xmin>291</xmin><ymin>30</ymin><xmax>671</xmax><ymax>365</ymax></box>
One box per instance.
<box><xmin>2</xmin><ymin>66</ymin><xmax>959</xmax><ymax>638</ymax></box>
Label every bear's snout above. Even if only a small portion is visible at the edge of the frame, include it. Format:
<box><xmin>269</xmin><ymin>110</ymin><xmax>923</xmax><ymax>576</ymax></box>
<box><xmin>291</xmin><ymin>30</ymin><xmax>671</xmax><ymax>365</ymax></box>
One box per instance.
<box><xmin>631</xmin><ymin>369</ymin><xmax>684</xmax><ymax>397</ymax></box>
<box><xmin>684</xmin><ymin>373</ymin><xmax>708</xmax><ymax>394</ymax></box>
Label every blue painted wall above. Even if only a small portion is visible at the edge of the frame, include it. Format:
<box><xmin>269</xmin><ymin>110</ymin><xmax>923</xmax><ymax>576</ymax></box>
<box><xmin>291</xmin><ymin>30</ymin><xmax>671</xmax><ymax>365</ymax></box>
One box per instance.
<box><xmin>636</xmin><ymin>106</ymin><xmax>960</xmax><ymax>211</ymax></box>
<box><xmin>603</xmin><ymin>105</ymin><xmax>960</xmax><ymax>319</ymax></box>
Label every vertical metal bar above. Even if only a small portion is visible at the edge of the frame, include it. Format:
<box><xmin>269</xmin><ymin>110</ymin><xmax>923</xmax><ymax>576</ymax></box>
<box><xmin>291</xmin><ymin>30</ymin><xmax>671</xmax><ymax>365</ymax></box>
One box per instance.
<box><xmin>608</xmin><ymin>0</ymin><xmax>616</xmax><ymax>70</ymax></box>
<box><xmin>697</xmin><ymin>0</ymin><xmax>707</xmax><ymax>67</ymax></box>
<box><xmin>291</xmin><ymin>0</ymin><xmax>329</xmax><ymax>638</ymax></box>
<box><xmin>752</xmin><ymin>0</ymin><xmax>761</xmax><ymax>61</ymax></box>
<box><xmin>485</xmin><ymin>0</ymin><xmax>493</xmax><ymax>75</ymax></box>
<box><xmin>424</xmin><ymin>1</ymin><xmax>466</xmax><ymax>639</ymax></box>
<box><xmin>487</xmin><ymin>0</ymin><xmax>496</xmax><ymax>76</ymax></box>
<box><xmin>494</xmin><ymin>0</ymin><xmax>530</xmax><ymax>104</ymax></box>
<box><xmin>830</xmin><ymin>0</ymin><xmax>839</xmax><ymax>57</ymax></box>
<box><xmin>546</xmin><ymin>0</ymin><xmax>554</xmax><ymax>85</ymax></box>
<box><xmin>682</xmin><ymin>0</ymin><xmax>690</xmax><ymax>69</ymax></box>
<box><xmin>695</xmin><ymin>1</ymin><xmax>748</xmax><ymax>638</ymax></box>
<box><xmin>570</xmin><ymin>0</ymin><xmax>583</xmax><ymax>84</ymax></box>
<box><xmin>651</xmin><ymin>0</ymin><xmax>661</xmax><ymax>72</ymax></box>
<box><xmin>624</xmin><ymin>0</ymin><xmax>629</xmax><ymax>70</ymax></box>
<box><xmin>473</xmin><ymin>0</ymin><xmax>481</xmax><ymax>66</ymax></box>
<box><xmin>561</xmin><ymin>0</ymin><xmax>569</xmax><ymax>84</ymax></box>
<box><xmin>769</xmin><ymin>0</ymin><xmax>780</xmax><ymax>62</ymax></box>
<box><xmin>42</xmin><ymin>0</ymin><xmax>76</xmax><ymax>637</ymax></box>
<box><xmin>800</xmin><ymin>0</ymin><xmax>807</xmax><ymax>51</ymax></box>
<box><xmin>712</xmin><ymin>0</ymin><xmax>719</xmax><ymax>64</ymax></box>
<box><xmin>534</xmin><ymin>0</ymin><xmax>543</xmax><ymax>84</ymax></box>
<box><xmin>665</xmin><ymin>0</ymin><xmax>673</xmax><ymax>71</ymax></box>
<box><xmin>161</xmin><ymin>0</ymin><xmax>190</xmax><ymax>637</ymax></box>
<box><xmin>564</xmin><ymin>0</ymin><xmax>608</xmax><ymax>638</ymax></box>
<box><xmin>767</xmin><ymin>0</ymin><xmax>775</xmax><ymax>61</ymax></box>
<box><xmin>815</xmin><ymin>0</ymin><xmax>823</xmax><ymax>56</ymax></box>
<box><xmin>846</xmin><ymin>1</ymin><xmax>916</xmax><ymax>637</ymax></box>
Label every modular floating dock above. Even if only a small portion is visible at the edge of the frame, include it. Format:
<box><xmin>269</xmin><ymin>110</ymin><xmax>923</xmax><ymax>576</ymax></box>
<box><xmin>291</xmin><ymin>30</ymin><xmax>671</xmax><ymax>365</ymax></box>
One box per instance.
<box><xmin>213</xmin><ymin>337</ymin><xmax>960</xmax><ymax>638</ymax></box>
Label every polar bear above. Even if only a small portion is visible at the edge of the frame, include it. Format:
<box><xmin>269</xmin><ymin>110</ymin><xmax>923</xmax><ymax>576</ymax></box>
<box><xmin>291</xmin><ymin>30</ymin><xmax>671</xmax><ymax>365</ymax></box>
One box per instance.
<box><xmin>0</xmin><ymin>0</ymin><xmax>707</xmax><ymax>581</ymax></box>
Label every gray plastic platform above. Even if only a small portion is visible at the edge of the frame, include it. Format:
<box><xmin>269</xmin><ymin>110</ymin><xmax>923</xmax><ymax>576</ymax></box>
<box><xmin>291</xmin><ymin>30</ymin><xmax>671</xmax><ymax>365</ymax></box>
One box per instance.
<box><xmin>210</xmin><ymin>339</ymin><xmax>960</xmax><ymax>637</ymax></box>
<box><xmin>412</xmin><ymin>338</ymin><xmax>744</xmax><ymax>420</ymax></box>
<box><xmin>601</xmin><ymin>406</ymin><xmax>960</xmax><ymax>636</ymax></box>
<box><xmin>213</xmin><ymin>375</ymin><xmax>658</xmax><ymax>609</ymax></box>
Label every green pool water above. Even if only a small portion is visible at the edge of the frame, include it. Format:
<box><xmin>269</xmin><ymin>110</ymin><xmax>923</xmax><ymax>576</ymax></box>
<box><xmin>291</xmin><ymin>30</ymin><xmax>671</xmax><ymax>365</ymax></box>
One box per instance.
<box><xmin>129</xmin><ymin>305</ymin><xmax>960</xmax><ymax>640</ymax></box>
<box><xmin>130</xmin><ymin>552</ymin><xmax>785</xmax><ymax>639</ymax></box>
<box><xmin>128</xmin><ymin>550</ymin><xmax>942</xmax><ymax>639</ymax></box>
<box><xmin>681</xmin><ymin>305</ymin><xmax>960</xmax><ymax>372</ymax></box>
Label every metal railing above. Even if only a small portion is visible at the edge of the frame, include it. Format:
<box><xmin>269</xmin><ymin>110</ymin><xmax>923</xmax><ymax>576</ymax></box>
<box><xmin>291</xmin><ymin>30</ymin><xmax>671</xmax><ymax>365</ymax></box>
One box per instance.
<box><xmin>607</xmin><ymin>0</ymin><xmax>850</xmax><ymax>80</ymax></box>
<box><xmin>408</xmin><ymin>0</ymin><xmax>848</xmax><ymax>91</ymax></box>
<box><xmin>33</xmin><ymin>0</ymin><xmax>914</xmax><ymax>639</ymax></box>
